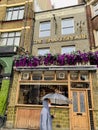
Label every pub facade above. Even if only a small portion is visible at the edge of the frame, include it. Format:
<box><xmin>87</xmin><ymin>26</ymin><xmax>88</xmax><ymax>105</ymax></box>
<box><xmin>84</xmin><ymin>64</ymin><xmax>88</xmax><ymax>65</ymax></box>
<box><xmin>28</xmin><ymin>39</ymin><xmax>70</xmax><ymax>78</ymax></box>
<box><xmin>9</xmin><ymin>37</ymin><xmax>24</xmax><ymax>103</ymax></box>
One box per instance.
<box><xmin>1</xmin><ymin>1</ymin><xmax>98</xmax><ymax>130</ymax></box>
<box><xmin>6</xmin><ymin>3</ymin><xmax>98</xmax><ymax>130</ymax></box>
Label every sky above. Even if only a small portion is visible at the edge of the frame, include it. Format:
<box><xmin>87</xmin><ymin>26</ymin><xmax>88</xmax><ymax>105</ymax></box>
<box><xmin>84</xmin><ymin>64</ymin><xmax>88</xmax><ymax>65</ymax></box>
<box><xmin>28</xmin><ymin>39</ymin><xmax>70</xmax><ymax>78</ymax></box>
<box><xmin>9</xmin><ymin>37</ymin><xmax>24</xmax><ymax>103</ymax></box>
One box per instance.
<box><xmin>51</xmin><ymin>0</ymin><xmax>78</xmax><ymax>8</ymax></box>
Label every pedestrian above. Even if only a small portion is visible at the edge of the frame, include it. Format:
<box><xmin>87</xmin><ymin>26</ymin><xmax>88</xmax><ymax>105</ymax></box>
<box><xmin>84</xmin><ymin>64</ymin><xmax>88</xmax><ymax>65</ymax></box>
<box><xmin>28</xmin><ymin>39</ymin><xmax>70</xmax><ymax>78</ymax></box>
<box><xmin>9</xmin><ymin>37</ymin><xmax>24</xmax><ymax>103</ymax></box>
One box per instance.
<box><xmin>40</xmin><ymin>98</ymin><xmax>54</xmax><ymax>130</ymax></box>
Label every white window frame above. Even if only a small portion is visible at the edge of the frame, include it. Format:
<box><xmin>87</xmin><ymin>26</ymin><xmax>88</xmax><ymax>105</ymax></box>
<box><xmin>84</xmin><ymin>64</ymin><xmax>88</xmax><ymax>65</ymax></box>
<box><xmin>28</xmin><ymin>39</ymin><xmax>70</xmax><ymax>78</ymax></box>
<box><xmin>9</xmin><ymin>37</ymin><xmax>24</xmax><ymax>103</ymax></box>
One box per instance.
<box><xmin>0</xmin><ymin>32</ymin><xmax>21</xmax><ymax>46</ymax></box>
<box><xmin>5</xmin><ymin>6</ymin><xmax>24</xmax><ymax>21</ymax></box>
<box><xmin>61</xmin><ymin>18</ymin><xmax>74</xmax><ymax>35</ymax></box>
<box><xmin>39</xmin><ymin>21</ymin><xmax>51</xmax><ymax>37</ymax></box>
<box><xmin>61</xmin><ymin>46</ymin><xmax>75</xmax><ymax>54</ymax></box>
<box><xmin>38</xmin><ymin>48</ymin><xmax>50</xmax><ymax>56</ymax></box>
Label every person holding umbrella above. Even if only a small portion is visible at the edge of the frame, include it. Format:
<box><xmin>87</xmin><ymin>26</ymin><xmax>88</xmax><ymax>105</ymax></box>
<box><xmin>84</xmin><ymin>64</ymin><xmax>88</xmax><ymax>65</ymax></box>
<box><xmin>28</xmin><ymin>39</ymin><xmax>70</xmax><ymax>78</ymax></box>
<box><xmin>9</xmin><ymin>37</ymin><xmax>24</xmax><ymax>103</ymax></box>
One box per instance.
<box><xmin>40</xmin><ymin>98</ymin><xmax>54</xmax><ymax>130</ymax></box>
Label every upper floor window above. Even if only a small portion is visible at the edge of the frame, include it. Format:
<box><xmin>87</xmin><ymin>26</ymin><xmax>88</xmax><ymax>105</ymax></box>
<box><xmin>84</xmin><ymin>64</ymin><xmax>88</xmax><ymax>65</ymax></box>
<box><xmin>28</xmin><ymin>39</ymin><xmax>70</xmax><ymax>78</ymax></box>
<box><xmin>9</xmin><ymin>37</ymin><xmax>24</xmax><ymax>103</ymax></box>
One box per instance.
<box><xmin>94</xmin><ymin>30</ymin><xmax>98</xmax><ymax>46</ymax></box>
<box><xmin>0</xmin><ymin>32</ymin><xmax>21</xmax><ymax>46</ymax></box>
<box><xmin>61</xmin><ymin>46</ymin><xmax>75</xmax><ymax>54</ymax></box>
<box><xmin>93</xmin><ymin>2</ymin><xmax>98</xmax><ymax>16</ymax></box>
<box><xmin>61</xmin><ymin>18</ymin><xmax>74</xmax><ymax>35</ymax></box>
<box><xmin>5</xmin><ymin>6</ymin><xmax>24</xmax><ymax>21</ymax></box>
<box><xmin>39</xmin><ymin>21</ymin><xmax>51</xmax><ymax>37</ymax></box>
<box><xmin>38</xmin><ymin>48</ymin><xmax>50</xmax><ymax>56</ymax></box>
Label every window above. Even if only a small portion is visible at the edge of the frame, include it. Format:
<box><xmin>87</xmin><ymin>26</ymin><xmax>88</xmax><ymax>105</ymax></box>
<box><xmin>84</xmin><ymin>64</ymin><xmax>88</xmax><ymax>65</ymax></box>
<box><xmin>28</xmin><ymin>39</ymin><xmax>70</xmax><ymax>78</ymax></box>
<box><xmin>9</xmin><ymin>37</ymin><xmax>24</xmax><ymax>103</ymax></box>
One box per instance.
<box><xmin>18</xmin><ymin>85</ymin><xmax>68</xmax><ymax>105</ymax></box>
<box><xmin>93</xmin><ymin>2</ymin><xmax>98</xmax><ymax>16</ymax></box>
<box><xmin>6</xmin><ymin>6</ymin><xmax>24</xmax><ymax>21</ymax></box>
<box><xmin>94</xmin><ymin>30</ymin><xmax>98</xmax><ymax>46</ymax></box>
<box><xmin>39</xmin><ymin>21</ymin><xmax>51</xmax><ymax>37</ymax></box>
<box><xmin>0</xmin><ymin>32</ymin><xmax>21</xmax><ymax>46</ymax></box>
<box><xmin>61</xmin><ymin>46</ymin><xmax>75</xmax><ymax>54</ymax></box>
<box><xmin>61</xmin><ymin>18</ymin><xmax>74</xmax><ymax>35</ymax></box>
<box><xmin>38</xmin><ymin>48</ymin><xmax>50</xmax><ymax>56</ymax></box>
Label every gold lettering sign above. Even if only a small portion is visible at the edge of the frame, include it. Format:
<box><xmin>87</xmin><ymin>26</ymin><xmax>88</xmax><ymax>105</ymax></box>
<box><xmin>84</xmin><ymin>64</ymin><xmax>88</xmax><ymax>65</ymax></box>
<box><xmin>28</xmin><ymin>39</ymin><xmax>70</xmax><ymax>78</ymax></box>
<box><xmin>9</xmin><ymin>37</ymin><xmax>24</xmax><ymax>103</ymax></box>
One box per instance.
<box><xmin>35</xmin><ymin>34</ymin><xmax>87</xmax><ymax>44</ymax></box>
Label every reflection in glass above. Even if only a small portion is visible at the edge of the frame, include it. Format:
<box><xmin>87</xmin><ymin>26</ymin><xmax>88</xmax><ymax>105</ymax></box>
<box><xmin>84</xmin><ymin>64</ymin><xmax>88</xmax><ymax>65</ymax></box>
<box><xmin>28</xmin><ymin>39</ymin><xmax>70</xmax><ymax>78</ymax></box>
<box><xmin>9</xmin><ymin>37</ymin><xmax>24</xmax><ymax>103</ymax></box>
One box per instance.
<box><xmin>18</xmin><ymin>85</ymin><xmax>68</xmax><ymax>106</ymax></box>
<box><xmin>80</xmin><ymin>92</ymin><xmax>85</xmax><ymax>112</ymax></box>
<box><xmin>73</xmin><ymin>92</ymin><xmax>78</xmax><ymax>112</ymax></box>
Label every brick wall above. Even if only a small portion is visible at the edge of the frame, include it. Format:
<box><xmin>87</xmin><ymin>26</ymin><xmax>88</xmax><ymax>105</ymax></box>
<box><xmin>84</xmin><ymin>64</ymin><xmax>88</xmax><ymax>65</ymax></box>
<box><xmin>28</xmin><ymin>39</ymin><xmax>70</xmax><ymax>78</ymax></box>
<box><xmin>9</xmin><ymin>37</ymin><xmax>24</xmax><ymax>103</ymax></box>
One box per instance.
<box><xmin>6</xmin><ymin>72</ymin><xmax>19</xmax><ymax>128</ymax></box>
<box><xmin>92</xmin><ymin>71</ymin><xmax>98</xmax><ymax>130</ymax></box>
<box><xmin>51</xmin><ymin>108</ymin><xmax>69</xmax><ymax>130</ymax></box>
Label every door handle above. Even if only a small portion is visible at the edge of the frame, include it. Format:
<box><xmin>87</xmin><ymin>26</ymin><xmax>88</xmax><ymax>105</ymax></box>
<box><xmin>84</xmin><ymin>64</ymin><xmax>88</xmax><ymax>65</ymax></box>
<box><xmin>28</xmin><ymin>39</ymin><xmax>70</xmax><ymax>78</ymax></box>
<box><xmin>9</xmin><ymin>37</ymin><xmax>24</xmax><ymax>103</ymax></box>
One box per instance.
<box><xmin>77</xmin><ymin>113</ymin><xmax>82</xmax><ymax>116</ymax></box>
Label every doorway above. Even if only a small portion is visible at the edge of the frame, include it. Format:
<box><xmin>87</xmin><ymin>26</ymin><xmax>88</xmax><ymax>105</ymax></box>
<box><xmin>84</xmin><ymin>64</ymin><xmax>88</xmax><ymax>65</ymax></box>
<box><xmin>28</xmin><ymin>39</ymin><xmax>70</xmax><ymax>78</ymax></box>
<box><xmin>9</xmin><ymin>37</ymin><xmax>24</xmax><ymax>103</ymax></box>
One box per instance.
<box><xmin>71</xmin><ymin>90</ymin><xmax>90</xmax><ymax>130</ymax></box>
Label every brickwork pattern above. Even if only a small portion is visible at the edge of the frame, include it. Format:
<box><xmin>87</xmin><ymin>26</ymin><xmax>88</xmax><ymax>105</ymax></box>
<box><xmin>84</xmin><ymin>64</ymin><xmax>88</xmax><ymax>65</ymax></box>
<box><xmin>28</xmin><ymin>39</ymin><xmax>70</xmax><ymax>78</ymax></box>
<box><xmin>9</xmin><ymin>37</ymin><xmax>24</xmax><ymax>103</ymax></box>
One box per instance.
<box><xmin>0</xmin><ymin>1</ymin><xmax>34</xmax><ymax>53</ymax></box>
<box><xmin>92</xmin><ymin>71</ymin><xmax>98</xmax><ymax>129</ymax></box>
<box><xmin>6</xmin><ymin>72</ymin><xmax>19</xmax><ymax>128</ymax></box>
<box><xmin>51</xmin><ymin>108</ymin><xmax>69</xmax><ymax>130</ymax></box>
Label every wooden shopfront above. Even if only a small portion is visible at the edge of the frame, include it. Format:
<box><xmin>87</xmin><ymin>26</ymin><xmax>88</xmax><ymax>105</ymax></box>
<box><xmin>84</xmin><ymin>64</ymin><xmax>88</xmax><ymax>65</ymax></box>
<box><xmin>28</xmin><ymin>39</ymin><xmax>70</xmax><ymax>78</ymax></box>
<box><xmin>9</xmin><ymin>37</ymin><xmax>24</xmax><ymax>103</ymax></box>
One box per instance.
<box><xmin>14</xmin><ymin>66</ymin><xmax>96</xmax><ymax>130</ymax></box>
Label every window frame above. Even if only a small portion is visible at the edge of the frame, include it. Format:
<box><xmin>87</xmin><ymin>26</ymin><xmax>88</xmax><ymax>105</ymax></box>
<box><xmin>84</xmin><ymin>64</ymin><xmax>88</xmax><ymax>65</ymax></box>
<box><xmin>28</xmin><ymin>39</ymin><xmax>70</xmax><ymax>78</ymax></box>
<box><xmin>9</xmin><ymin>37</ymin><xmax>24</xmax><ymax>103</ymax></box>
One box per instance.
<box><xmin>61</xmin><ymin>46</ymin><xmax>75</xmax><ymax>54</ymax></box>
<box><xmin>39</xmin><ymin>21</ymin><xmax>51</xmax><ymax>37</ymax></box>
<box><xmin>0</xmin><ymin>31</ymin><xmax>21</xmax><ymax>46</ymax></box>
<box><xmin>61</xmin><ymin>18</ymin><xmax>74</xmax><ymax>35</ymax></box>
<box><xmin>38</xmin><ymin>48</ymin><xmax>50</xmax><ymax>56</ymax></box>
<box><xmin>5</xmin><ymin>6</ymin><xmax>24</xmax><ymax>21</ymax></box>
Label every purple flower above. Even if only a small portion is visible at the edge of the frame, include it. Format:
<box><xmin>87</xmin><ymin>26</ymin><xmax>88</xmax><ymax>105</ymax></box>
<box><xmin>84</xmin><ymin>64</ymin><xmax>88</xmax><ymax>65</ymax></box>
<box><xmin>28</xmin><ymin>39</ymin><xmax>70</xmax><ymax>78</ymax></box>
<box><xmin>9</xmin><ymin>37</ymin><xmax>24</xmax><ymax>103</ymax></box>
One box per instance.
<box><xmin>14</xmin><ymin>51</ymin><xmax>98</xmax><ymax>67</ymax></box>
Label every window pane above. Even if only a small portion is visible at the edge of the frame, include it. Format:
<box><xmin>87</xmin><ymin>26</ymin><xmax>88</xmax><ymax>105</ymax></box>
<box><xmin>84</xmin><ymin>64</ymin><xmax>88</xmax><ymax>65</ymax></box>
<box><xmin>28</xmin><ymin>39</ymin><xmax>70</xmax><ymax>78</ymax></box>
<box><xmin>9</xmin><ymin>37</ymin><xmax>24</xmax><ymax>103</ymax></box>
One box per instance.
<box><xmin>8</xmin><ymin>8</ymin><xmax>13</xmax><ymax>11</ymax></box>
<box><xmin>62</xmin><ymin>19</ymin><xmax>74</xmax><ymax>27</ymax></box>
<box><xmin>7</xmin><ymin>38</ymin><xmax>14</xmax><ymax>45</ymax></box>
<box><xmin>1</xmin><ymin>33</ymin><xmax>8</xmax><ymax>37</ymax></box>
<box><xmin>12</xmin><ymin>10</ymin><xmax>18</xmax><ymax>20</ymax></box>
<box><xmin>62</xmin><ymin>18</ymin><xmax>74</xmax><ymax>35</ymax></box>
<box><xmin>62</xmin><ymin>27</ymin><xmax>74</xmax><ymax>35</ymax></box>
<box><xmin>8</xmin><ymin>32</ymin><xmax>15</xmax><ymax>37</ymax></box>
<box><xmin>6</xmin><ymin>11</ymin><xmax>12</xmax><ymax>20</ymax></box>
<box><xmin>39</xmin><ymin>21</ymin><xmax>51</xmax><ymax>37</ymax></box>
<box><xmin>40</xmin><ymin>22</ymin><xmax>50</xmax><ymax>30</ymax></box>
<box><xmin>18</xmin><ymin>10</ymin><xmax>24</xmax><ymax>19</ymax></box>
<box><xmin>16</xmin><ymin>32</ymin><xmax>21</xmax><ymax>36</ymax></box>
<box><xmin>61</xmin><ymin>46</ymin><xmax>75</xmax><ymax>54</ymax></box>
<box><xmin>0</xmin><ymin>39</ymin><xmax>7</xmax><ymax>46</ymax></box>
<box><xmin>80</xmin><ymin>92</ymin><xmax>85</xmax><ymax>112</ymax></box>
<box><xmin>38</xmin><ymin>48</ymin><xmax>50</xmax><ymax>56</ymax></box>
<box><xmin>39</xmin><ymin>31</ymin><xmax>50</xmax><ymax>37</ymax></box>
<box><xmin>19</xmin><ymin>6</ymin><xmax>24</xmax><ymax>9</ymax></box>
<box><xmin>14</xmin><ymin>37</ymin><xmax>20</xmax><ymax>46</ymax></box>
<box><xmin>73</xmin><ymin>92</ymin><xmax>78</xmax><ymax>112</ymax></box>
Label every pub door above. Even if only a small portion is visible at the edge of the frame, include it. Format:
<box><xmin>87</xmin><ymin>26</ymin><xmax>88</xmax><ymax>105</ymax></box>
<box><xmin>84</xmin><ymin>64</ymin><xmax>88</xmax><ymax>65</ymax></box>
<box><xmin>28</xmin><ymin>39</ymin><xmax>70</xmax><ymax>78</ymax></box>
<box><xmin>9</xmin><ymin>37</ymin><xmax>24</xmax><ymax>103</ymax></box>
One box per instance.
<box><xmin>71</xmin><ymin>90</ymin><xmax>90</xmax><ymax>130</ymax></box>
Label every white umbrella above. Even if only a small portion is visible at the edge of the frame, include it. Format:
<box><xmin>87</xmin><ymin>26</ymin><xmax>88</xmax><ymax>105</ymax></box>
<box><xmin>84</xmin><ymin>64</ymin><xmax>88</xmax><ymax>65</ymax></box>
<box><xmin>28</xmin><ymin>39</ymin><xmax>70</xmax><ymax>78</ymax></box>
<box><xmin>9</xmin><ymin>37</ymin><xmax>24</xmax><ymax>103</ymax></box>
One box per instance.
<box><xmin>42</xmin><ymin>93</ymin><xmax>71</xmax><ymax>105</ymax></box>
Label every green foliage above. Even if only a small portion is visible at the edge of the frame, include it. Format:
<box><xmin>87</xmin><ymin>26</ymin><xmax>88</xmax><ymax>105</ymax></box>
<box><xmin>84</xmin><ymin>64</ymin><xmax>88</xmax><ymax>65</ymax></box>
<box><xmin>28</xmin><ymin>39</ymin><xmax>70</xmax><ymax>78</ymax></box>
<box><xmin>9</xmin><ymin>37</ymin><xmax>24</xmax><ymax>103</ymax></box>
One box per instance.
<box><xmin>0</xmin><ymin>80</ymin><xmax>10</xmax><ymax>115</ymax></box>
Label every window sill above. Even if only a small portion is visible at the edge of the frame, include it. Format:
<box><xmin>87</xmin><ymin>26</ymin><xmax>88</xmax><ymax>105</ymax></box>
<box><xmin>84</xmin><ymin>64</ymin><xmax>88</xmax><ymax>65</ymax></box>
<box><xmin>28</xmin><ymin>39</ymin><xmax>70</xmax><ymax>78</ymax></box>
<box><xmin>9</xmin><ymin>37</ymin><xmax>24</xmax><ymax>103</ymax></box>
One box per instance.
<box><xmin>15</xmin><ymin>104</ymin><xmax>70</xmax><ymax>109</ymax></box>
